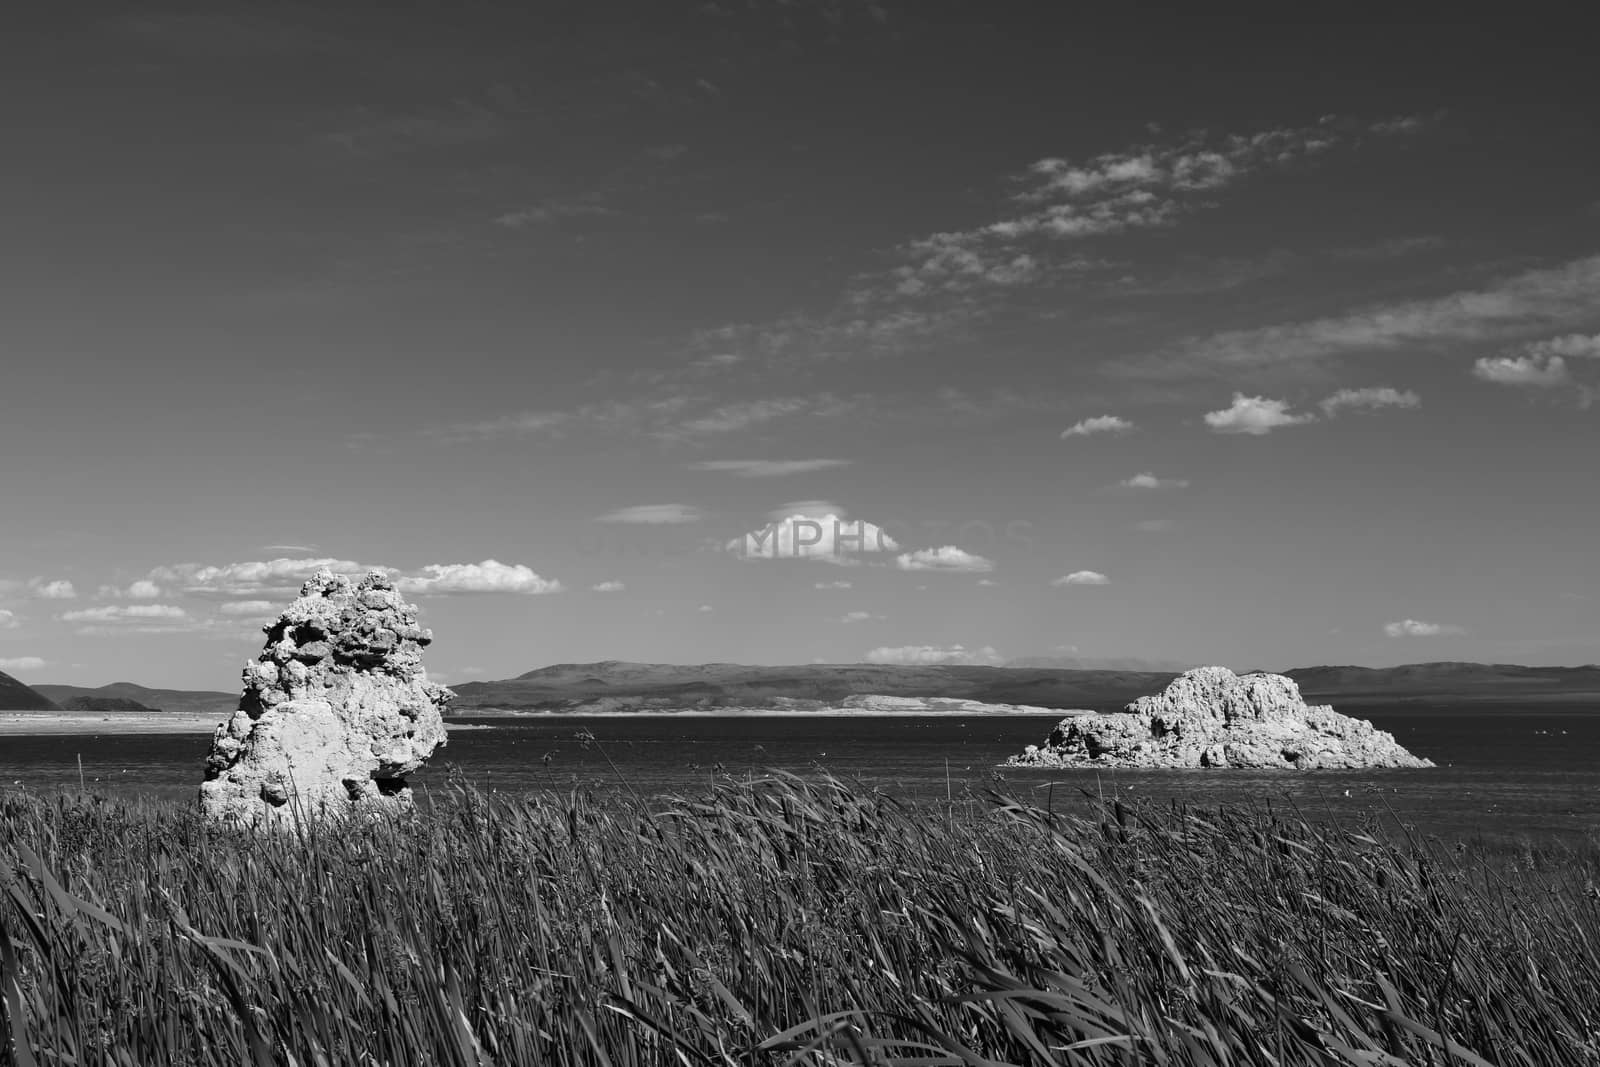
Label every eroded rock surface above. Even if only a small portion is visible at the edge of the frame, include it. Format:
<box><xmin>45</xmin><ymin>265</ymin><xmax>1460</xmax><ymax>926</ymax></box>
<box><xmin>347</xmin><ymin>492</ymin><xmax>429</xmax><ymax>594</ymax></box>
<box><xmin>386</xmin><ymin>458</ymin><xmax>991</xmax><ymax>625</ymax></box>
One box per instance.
<box><xmin>1006</xmin><ymin>666</ymin><xmax>1432</xmax><ymax>770</ymax></box>
<box><xmin>200</xmin><ymin>571</ymin><xmax>452</xmax><ymax>825</ymax></box>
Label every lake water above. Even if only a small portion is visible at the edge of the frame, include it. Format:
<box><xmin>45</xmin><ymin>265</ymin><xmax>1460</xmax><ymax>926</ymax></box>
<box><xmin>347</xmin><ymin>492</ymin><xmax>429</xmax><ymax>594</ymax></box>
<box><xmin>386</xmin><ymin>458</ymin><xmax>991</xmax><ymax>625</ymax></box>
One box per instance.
<box><xmin>4</xmin><ymin>709</ymin><xmax>1597</xmax><ymax>845</ymax></box>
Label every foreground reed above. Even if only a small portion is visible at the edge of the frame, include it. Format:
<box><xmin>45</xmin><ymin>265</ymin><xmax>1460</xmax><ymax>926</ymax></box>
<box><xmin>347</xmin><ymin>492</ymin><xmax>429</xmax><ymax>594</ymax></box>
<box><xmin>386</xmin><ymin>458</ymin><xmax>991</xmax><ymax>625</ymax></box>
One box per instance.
<box><xmin>1</xmin><ymin>770</ymin><xmax>1597</xmax><ymax>1065</ymax></box>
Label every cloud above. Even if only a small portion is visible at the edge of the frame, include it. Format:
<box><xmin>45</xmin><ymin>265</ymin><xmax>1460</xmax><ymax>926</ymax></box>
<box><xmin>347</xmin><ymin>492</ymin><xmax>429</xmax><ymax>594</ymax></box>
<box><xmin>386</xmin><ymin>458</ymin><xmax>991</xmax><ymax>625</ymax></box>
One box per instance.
<box><xmin>814</xmin><ymin>580</ymin><xmax>853</xmax><ymax>589</ymax></box>
<box><xmin>894</xmin><ymin>546</ymin><xmax>995</xmax><ymax>573</ymax></box>
<box><xmin>219</xmin><ymin>600</ymin><xmax>277</xmax><ymax>616</ymax></box>
<box><xmin>976</xmin><ymin>578</ymin><xmax>998</xmax><ymax>587</ymax></box>
<box><xmin>0</xmin><ymin>609</ymin><xmax>17</xmax><ymax>629</ymax></box>
<box><xmin>1318</xmin><ymin>387</ymin><xmax>1421</xmax><ymax>416</ymax></box>
<box><xmin>591</xmin><ymin>581</ymin><xmax>626</xmax><ymax>593</ymax></box>
<box><xmin>61</xmin><ymin>604</ymin><xmax>189</xmax><ymax>623</ymax></box>
<box><xmin>697</xmin><ymin>604</ymin><xmax>714</xmax><ymax>613</ymax></box>
<box><xmin>125</xmin><ymin>579</ymin><xmax>164</xmax><ymax>599</ymax></box>
<box><xmin>150</xmin><ymin>558</ymin><xmax>372</xmax><ymax>596</ymax></box>
<box><xmin>0</xmin><ymin>656</ymin><xmax>45</xmax><ymax>673</ymax></box>
<box><xmin>31</xmin><ymin>579</ymin><xmax>77</xmax><ymax>600</ymax></box>
<box><xmin>840</xmin><ymin>611</ymin><xmax>878</xmax><ymax>624</ymax></box>
<box><xmin>1120</xmin><ymin>472</ymin><xmax>1189</xmax><ymax>490</ymax></box>
<box><xmin>395</xmin><ymin>561</ymin><xmax>562</xmax><ymax>596</ymax></box>
<box><xmin>1164</xmin><ymin>255</ymin><xmax>1600</xmax><ymax>375</ymax></box>
<box><xmin>1525</xmin><ymin>332</ymin><xmax>1600</xmax><ymax>360</ymax></box>
<box><xmin>597</xmin><ymin>504</ymin><xmax>703</xmax><ymax>525</ymax></box>
<box><xmin>1472</xmin><ymin>354</ymin><xmax>1570</xmax><ymax>387</ymax></box>
<box><xmin>729</xmin><ymin>513</ymin><xmax>899</xmax><ymax>564</ymax></box>
<box><xmin>1052</xmin><ymin>571</ymin><xmax>1110</xmax><ymax>586</ymax></box>
<box><xmin>879</xmin><ymin>117</ymin><xmax>1425</xmax><ymax>300</ymax></box>
<box><xmin>495</xmin><ymin>195</ymin><xmax>615</xmax><ymax>228</ymax></box>
<box><xmin>1061</xmin><ymin>415</ymin><xmax>1134</xmax><ymax>438</ymax></box>
<box><xmin>1383</xmin><ymin>618</ymin><xmax>1465</xmax><ymax>637</ymax></box>
<box><xmin>864</xmin><ymin>644</ymin><xmax>1005</xmax><ymax>666</ymax></box>
<box><xmin>1203</xmin><ymin>394</ymin><xmax>1316</xmax><ymax>435</ymax></box>
<box><xmin>689</xmin><ymin>459</ymin><xmax>853</xmax><ymax>477</ymax></box>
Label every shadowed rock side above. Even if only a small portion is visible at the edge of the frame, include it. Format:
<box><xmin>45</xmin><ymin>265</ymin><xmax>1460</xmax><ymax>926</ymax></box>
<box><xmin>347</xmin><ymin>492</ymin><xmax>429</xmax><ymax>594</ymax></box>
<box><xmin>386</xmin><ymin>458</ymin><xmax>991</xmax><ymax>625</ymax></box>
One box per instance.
<box><xmin>200</xmin><ymin>571</ymin><xmax>452</xmax><ymax>826</ymax></box>
<box><xmin>1007</xmin><ymin>666</ymin><xmax>1434</xmax><ymax>770</ymax></box>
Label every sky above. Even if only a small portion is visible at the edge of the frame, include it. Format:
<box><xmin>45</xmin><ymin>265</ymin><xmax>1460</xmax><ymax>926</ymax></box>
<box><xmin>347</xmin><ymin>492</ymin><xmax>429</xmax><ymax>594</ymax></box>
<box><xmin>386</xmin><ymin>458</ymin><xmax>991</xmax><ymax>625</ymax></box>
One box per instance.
<box><xmin>2</xmin><ymin>2</ymin><xmax>1598</xmax><ymax>690</ymax></box>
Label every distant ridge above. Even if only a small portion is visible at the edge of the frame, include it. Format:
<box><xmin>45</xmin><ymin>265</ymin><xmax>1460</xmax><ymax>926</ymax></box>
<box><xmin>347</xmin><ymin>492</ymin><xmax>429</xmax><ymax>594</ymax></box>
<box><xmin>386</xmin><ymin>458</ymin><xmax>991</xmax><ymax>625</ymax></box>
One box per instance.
<box><xmin>32</xmin><ymin>682</ymin><xmax>235</xmax><ymax>718</ymax></box>
<box><xmin>452</xmin><ymin>660</ymin><xmax>1600</xmax><ymax>713</ymax></box>
<box><xmin>0</xmin><ymin>670</ymin><xmax>58</xmax><ymax>710</ymax></box>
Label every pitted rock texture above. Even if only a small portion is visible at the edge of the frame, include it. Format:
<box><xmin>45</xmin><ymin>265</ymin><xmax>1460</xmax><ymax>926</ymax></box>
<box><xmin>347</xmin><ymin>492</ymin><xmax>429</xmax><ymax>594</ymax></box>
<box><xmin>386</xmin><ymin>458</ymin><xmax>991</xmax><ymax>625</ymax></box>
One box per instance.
<box><xmin>200</xmin><ymin>571</ymin><xmax>453</xmax><ymax>825</ymax></box>
<box><xmin>1006</xmin><ymin>666</ymin><xmax>1433</xmax><ymax>770</ymax></box>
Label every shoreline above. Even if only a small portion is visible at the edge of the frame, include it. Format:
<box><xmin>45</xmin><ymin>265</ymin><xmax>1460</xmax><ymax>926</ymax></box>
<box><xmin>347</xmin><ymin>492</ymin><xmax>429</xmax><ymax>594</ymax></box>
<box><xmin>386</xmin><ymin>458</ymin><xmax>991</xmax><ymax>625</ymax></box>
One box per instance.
<box><xmin>0</xmin><ymin>712</ymin><xmax>497</xmax><ymax>736</ymax></box>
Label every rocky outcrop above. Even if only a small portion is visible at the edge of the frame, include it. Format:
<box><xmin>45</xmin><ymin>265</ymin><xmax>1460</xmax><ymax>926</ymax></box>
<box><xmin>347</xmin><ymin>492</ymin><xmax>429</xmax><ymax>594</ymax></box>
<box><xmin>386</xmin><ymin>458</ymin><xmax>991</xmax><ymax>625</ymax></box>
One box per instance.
<box><xmin>1006</xmin><ymin>666</ymin><xmax>1433</xmax><ymax>770</ymax></box>
<box><xmin>200</xmin><ymin>571</ymin><xmax>452</xmax><ymax>826</ymax></box>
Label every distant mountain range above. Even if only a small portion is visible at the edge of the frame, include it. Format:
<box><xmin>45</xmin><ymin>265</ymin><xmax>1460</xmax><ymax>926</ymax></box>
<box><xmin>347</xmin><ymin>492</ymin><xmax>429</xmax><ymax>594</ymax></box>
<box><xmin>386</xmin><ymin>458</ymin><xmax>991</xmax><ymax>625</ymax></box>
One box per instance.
<box><xmin>8</xmin><ymin>661</ymin><xmax>1599</xmax><ymax>715</ymax></box>
<box><xmin>449</xmin><ymin>659</ymin><xmax>1600</xmax><ymax>713</ymax></box>
<box><xmin>0</xmin><ymin>670</ymin><xmax>56</xmax><ymax>710</ymax></box>
<box><xmin>30</xmin><ymin>682</ymin><xmax>236</xmax><ymax>717</ymax></box>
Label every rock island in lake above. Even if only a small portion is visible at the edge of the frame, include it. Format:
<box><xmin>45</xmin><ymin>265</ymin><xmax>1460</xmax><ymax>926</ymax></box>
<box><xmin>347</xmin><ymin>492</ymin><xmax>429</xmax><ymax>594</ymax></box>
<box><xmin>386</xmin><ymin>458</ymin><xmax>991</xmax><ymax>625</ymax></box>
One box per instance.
<box><xmin>1007</xmin><ymin>666</ymin><xmax>1433</xmax><ymax>770</ymax></box>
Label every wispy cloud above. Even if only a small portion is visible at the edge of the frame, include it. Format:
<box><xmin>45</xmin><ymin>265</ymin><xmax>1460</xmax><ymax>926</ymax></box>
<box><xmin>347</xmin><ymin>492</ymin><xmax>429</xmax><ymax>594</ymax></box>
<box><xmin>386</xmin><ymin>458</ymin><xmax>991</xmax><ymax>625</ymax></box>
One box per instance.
<box><xmin>814</xmin><ymin>580</ymin><xmax>853</xmax><ymax>590</ymax></box>
<box><xmin>591</xmin><ymin>580</ymin><xmax>626</xmax><ymax>593</ymax></box>
<box><xmin>495</xmin><ymin>194</ymin><xmax>616</xmax><ymax>229</ymax></box>
<box><xmin>1319</xmin><ymin>387</ymin><xmax>1421</xmax><ymax>416</ymax></box>
<box><xmin>1061</xmin><ymin>415</ymin><xmax>1134</xmax><ymax>438</ymax></box>
<box><xmin>596</xmin><ymin>504</ymin><xmax>703</xmax><ymax>525</ymax></box>
<box><xmin>689</xmin><ymin>459</ymin><xmax>852</xmax><ymax>477</ymax></box>
<box><xmin>1384</xmin><ymin>618</ymin><xmax>1465</xmax><ymax>637</ymax></box>
<box><xmin>396</xmin><ymin>561</ymin><xmax>562</xmax><ymax>596</ymax></box>
<box><xmin>1052</xmin><ymin>571</ymin><xmax>1110</xmax><ymax>586</ymax></box>
<box><xmin>1120</xmin><ymin>472</ymin><xmax>1190</xmax><ymax>490</ymax></box>
<box><xmin>219</xmin><ymin>600</ymin><xmax>277</xmax><ymax>616</ymax></box>
<box><xmin>0</xmin><ymin>609</ymin><xmax>18</xmax><ymax>630</ymax></box>
<box><xmin>894</xmin><ymin>547</ymin><xmax>995</xmax><ymax>573</ymax></box>
<box><xmin>62</xmin><ymin>604</ymin><xmax>189</xmax><ymax>624</ymax></box>
<box><xmin>864</xmin><ymin>644</ymin><xmax>1004</xmax><ymax>666</ymax></box>
<box><xmin>1154</xmin><ymin>255</ymin><xmax>1600</xmax><ymax>377</ymax></box>
<box><xmin>839</xmin><ymin>611</ymin><xmax>880</xmax><ymax>624</ymax></box>
<box><xmin>1203</xmin><ymin>394</ymin><xmax>1316</xmax><ymax>435</ymax></box>
<box><xmin>0</xmin><ymin>656</ymin><xmax>46</xmax><ymax>673</ymax></box>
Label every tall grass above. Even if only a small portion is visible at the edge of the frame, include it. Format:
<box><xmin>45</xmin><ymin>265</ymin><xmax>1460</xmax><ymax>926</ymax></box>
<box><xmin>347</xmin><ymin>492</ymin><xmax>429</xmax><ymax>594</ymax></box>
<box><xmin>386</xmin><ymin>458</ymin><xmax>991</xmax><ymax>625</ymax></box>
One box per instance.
<box><xmin>1</xmin><ymin>769</ymin><xmax>1598</xmax><ymax>1064</ymax></box>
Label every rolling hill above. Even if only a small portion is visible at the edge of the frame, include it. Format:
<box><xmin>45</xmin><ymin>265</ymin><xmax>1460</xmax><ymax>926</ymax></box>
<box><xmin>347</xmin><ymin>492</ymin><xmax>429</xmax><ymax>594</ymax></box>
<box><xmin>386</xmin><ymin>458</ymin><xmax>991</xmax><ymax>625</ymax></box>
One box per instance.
<box><xmin>449</xmin><ymin>659</ymin><xmax>1600</xmax><ymax>713</ymax></box>
<box><xmin>0</xmin><ymin>670</ymin><xmax>58</xmax><ymax>710</ymax></box>
<box><xmin>32</xmin><ymin>682</ymin><xmax>236</xmax><ymax>718</ymax></box>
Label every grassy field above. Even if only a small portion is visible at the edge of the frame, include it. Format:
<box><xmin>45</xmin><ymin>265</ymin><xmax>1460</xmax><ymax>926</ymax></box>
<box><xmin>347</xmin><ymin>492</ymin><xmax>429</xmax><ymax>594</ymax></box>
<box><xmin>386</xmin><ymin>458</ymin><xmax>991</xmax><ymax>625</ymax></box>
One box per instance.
<box><xmin>1</xmin><ymin>769</ymin><xmax>1598</xmax><ymax>1065</ymax></box>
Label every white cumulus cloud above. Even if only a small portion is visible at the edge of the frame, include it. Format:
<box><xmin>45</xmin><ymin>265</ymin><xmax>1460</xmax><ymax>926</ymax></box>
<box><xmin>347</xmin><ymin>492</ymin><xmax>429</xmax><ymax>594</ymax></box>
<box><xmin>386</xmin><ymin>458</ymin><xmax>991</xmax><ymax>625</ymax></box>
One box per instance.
<box><xmin>0</xmin><ymin>609</ymin><xmax>17</xmax><ymax>629</ymax></box>
<box><xmin>1203</xmin><ymin>394</ymin><xmax>1316</xmax><ymax>435</ymax></box>
<box><xmin>840</xmin><ymin>611</ymin><xmax>879</xmax><ymax>624</ymax></box>
<box><xmin>1318</xmin><ymin>386</ymin><xmax>1421</xmax><ymax>416</ymax></box>
<box><xmin>591</xmin><ymin>580</ymin><xmax>625</xmax><ymax>593</ymax></box>
<box><xmin>596</xmin><ymin>504</ymin><xmax>703</xmax><ymax>524</ymax></box>
<box><xmin>1052</xmin><ymin>570</ymin><xmax>1110</xmax><ymax>586</ymax></box>
<box><xmin>895</xmin><ymin>546</ymin><xmax>995</xmax><ymax>573</ymax></box>
<box><xmin>1525</xmin><ymin>332</ymin><xmax>1600</xmax><ymax>360</ymax></box>
<box><xmin>151</xmin><ymin>558</ymin><xmax>372</xmax><ymax>596</ymax></box>
<box><xmin>0</xmin><ymin>656</ymin><xmax>46</xmax><ymax>673</ymax></box>
<box><xmin>396</xmin><ymin>561</ymin><xmax>562</xmax><ymax>596</ymax></box>
<box><xmin>1120</xmin><ymin>472</ymin><xmax>1189</xmax><ymax>489</ymax></box>
<box><xmin>864</xmin><ymin>644</ymin><xmax>1005</xmax><ymax>666</ymax></box>
<box><xmin>729</xmin><ymin>513</ymin><xmax>898</xmax><ymax>564</ymax></box>
<box><xmin>1061</xmin><ymin>415</ymin><xmax>1134</xmax><ymax>438</ymax></box>
<box><xmin>31</xmin><ymin>579</ymin><xmax>77</xmax><ymax>600</ymax></box>
<box><xmin>1383</xmin><ymin>618</ymin><xmax>1465</xmax><ymax>637</ymax></box>
<box><xmin>1472</xmin><ymin>354</ymin><xmax>1571</xmax><ymax>387</ymax></box>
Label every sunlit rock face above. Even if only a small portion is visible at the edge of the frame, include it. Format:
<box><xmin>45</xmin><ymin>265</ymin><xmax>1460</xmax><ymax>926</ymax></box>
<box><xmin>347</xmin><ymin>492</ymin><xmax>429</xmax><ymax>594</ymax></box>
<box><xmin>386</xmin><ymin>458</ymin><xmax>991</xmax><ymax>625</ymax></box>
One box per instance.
<box><xmin>200</xmin><ymin>571</ymin><xmax>452</xmax><ymax>826</ymax></box>
<box><xmin>1007</xmin><ymin>666</ymin><xmax>1433</xmax><ymax>770</ymax></box>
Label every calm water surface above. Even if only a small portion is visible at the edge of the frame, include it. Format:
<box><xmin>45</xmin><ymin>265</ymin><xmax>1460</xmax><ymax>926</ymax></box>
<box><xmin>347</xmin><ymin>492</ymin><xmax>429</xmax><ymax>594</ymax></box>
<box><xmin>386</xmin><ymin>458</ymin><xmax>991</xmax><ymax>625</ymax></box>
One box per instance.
<box><xmin>3</xmin><ymin>710</ymin><xmax>1596</xmax><ymax>844</ymax></box>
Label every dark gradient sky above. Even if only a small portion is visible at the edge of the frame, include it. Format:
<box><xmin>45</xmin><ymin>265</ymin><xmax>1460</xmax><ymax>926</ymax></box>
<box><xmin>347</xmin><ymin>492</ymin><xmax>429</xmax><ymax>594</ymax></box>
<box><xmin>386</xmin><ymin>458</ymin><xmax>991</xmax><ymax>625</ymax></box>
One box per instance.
<box><xmin>3</xmin><ymin>3</ymin><xmax>1598</xmax><ymax>688</ymax></box>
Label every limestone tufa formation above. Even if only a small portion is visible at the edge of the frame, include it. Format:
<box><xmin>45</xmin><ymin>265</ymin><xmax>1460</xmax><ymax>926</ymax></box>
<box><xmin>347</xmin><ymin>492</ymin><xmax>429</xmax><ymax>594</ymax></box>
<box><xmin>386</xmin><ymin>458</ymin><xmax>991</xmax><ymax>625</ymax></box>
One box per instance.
<box><xmin>200</xmin><ymin>570</ymin><xmax>453</xmax><ymax>825</ymax></box>
<box><xmin>1007</xmin><ymin>666</ymin><xmax>1433</xmax><ymax>770</ymax></box>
